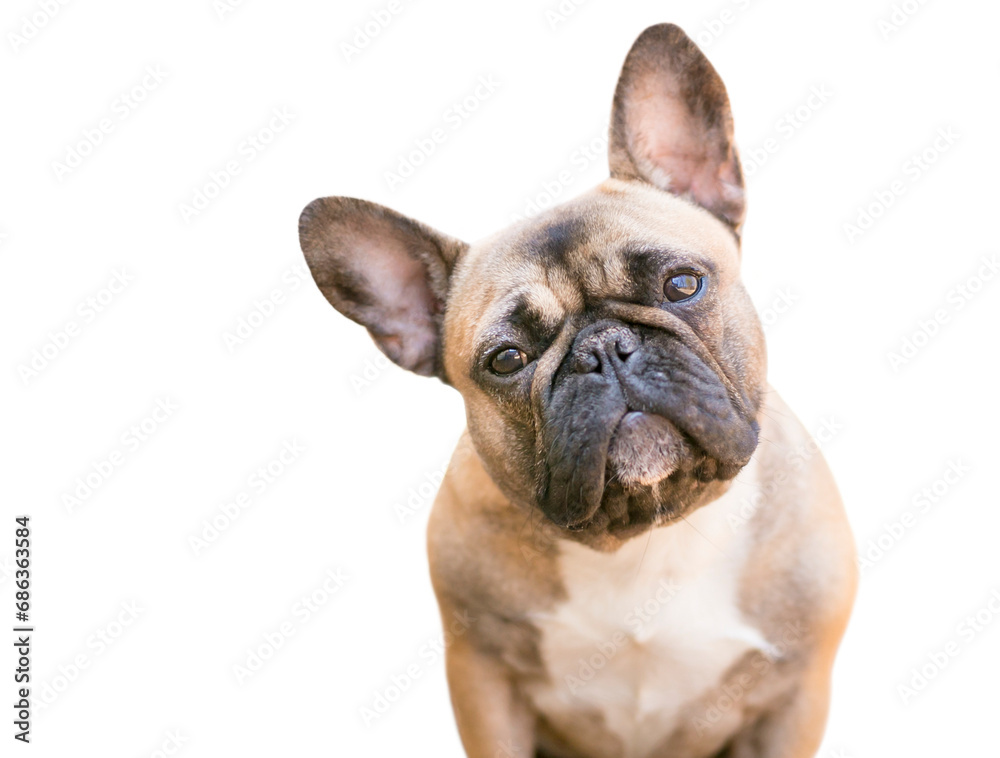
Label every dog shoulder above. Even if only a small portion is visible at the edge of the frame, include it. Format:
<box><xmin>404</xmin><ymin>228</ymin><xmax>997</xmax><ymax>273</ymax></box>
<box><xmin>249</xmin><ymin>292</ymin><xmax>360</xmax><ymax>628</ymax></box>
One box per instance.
<box><xmin>742</xmin><ymin>389</ymin><xmax>857</xmax><ymax>641</ymax></box>
<box><xmin>427</xmin><ymin>433</ymin><xmax>567</xmax><ymax>669</ymax></box>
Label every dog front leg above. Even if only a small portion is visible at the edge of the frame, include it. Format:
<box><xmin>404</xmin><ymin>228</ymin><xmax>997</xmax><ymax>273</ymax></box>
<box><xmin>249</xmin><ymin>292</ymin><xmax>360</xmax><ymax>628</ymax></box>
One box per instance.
<box><xmin>445</xmin><ymin>630</ymin><xmax>536</xmax><ymax>758</ymax></box>
<box><xmin>718</xmin><ymin>633</ymin><xmax>844</xmax><ymax>758</ymax></box>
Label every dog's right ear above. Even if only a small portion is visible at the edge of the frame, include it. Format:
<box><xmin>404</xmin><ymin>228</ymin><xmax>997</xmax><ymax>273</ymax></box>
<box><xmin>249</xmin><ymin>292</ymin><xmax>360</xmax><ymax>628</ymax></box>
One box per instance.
<box><xmin>298</xmin><ymin>197</ymin><xmax>468</xmax><ymax>379</ymax></box>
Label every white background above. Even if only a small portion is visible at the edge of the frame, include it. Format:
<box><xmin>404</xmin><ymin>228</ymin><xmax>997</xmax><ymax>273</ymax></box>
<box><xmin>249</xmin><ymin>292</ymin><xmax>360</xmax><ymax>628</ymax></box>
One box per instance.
<box><xmin>2</xmin><ymin>0</ymin><xmax>999</xmax><ymax>755</ymax></box>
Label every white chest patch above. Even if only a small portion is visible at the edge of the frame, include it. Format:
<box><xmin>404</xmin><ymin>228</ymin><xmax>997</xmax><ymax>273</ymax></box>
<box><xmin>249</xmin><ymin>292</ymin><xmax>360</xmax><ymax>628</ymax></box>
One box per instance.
<box><xmin>524</xmin><ymin>464</ymin><xmax>772</xmax><ymax>758</ymax></box>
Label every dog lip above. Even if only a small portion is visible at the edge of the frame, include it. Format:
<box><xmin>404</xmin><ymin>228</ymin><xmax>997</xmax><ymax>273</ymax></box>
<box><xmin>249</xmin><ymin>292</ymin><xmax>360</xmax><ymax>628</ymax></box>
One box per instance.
<box><xmin>607</xmin><ymin>410</ymin><xmax>685</xmax><ymax>488</ymax></box>
<box><xmin>557</xmin><ymin>513</ymin><xmax>596</xmax><ymax>530</ymax></box>
<box><xmin>619</xmin><ymin>409</ymin><xmax>662</xmax><ymax>423</ymax></box>
<box><xmin>612</xmin><ymin>408</ymin><xmax>667</xmax><ymax>430</ymax></box>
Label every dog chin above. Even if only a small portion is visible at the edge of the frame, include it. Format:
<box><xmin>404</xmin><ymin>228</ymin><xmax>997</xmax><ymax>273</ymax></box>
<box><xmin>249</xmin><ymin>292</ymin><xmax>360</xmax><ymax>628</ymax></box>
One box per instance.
<box><xmin>606</xmin><ymin>411</ymin><xmax>689</xmax><ymax>488</ymax></box>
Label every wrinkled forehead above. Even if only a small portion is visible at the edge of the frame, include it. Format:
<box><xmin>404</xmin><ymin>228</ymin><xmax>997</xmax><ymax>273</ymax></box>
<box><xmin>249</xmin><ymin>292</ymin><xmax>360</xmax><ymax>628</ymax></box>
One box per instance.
<box><xmin>447</xmin><ymin>180</ymin><xmax>741</xmax><ymax>347</ymax></box>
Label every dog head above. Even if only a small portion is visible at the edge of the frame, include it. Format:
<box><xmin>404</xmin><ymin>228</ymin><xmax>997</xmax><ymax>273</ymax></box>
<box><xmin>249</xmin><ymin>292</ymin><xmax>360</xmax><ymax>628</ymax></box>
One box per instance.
<box><xmin>299</xmin><ymin>24</ymin><xmax>765</xmax><ymax>545</ymax></box>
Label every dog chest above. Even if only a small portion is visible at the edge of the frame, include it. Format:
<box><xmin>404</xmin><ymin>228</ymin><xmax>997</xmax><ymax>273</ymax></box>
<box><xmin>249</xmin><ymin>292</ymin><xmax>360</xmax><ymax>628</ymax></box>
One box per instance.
<box><xmin>523</xmin><ymin>477</ymin><xmax>771</xmax><ymax>757</ymax></box>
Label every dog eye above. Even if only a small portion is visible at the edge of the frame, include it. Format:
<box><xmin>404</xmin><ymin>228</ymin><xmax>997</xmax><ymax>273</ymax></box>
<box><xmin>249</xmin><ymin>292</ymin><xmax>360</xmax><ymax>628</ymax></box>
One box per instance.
<box><xmin>489</xmin><ymin>347</ymin><xmax>528</xmax><ymax>375</ymax></box>
<box><xmin>664</xmin><ymin>273</ymin><xmax>702</xmax><ymax>302</ymax></box>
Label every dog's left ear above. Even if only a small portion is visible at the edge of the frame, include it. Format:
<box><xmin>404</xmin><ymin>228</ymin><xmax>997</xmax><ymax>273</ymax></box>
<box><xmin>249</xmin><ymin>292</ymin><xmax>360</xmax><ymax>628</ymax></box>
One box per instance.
<box><xmin>609</xmin><ymin>23</ymin><xmax>745</xmax><ymax>233</ymax></box>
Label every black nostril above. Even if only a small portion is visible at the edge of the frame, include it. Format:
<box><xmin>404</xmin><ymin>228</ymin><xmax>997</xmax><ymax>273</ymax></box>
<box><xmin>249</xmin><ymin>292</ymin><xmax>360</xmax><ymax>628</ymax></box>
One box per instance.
<box><xmin>571</xmin><ymin>329</ymin><xmax>639</xmax><ymax>374</ymax></box>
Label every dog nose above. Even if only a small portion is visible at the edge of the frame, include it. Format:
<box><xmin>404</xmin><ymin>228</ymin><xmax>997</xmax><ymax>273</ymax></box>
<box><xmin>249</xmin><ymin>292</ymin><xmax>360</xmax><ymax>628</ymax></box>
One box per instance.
<box><xmin>570</xmin><ymin>324</ymin><xmax>639</xmax><ymax>374</ymax></box>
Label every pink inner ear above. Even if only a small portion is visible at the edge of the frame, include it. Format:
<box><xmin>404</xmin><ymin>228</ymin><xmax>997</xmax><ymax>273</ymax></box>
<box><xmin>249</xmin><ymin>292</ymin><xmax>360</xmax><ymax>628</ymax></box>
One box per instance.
<box><xmin>355</xmin><ymin>235</ymin><xmax>441</xmax><ymax>375</ymax></box>
<box><xmin>627</xmin><ymin>82</ymin><xmax>742</xmax><ymax>225</ymax></box>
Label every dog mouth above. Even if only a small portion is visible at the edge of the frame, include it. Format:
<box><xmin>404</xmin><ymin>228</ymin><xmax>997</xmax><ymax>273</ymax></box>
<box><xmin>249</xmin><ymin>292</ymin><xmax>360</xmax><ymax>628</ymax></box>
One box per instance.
<box><xmin>558</xmin><ymin>411</ymin><xmax>730</xmax><ymax>537</ymax></box>
<box><xmin>540</xmin><ymin>412</ymin><xmax>756</xmax><ymax>536</ymax></box>
<box><xmin>545</xmin><ymin>401</ymin><xmax>760</xmax><ymax>537</ymax></box>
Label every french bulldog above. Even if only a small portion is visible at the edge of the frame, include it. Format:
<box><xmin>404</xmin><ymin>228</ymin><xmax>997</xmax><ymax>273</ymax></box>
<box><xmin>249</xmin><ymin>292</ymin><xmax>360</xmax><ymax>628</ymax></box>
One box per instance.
<box><xmin>299</xmin><ymin>23</ymin><xmax>856</xmax><ymax>758</ymax></box>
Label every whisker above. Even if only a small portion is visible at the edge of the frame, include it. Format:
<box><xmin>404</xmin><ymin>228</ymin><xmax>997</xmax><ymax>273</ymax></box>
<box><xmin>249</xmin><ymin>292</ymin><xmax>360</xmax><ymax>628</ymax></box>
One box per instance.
<box><xmin>634</xmin><ymin>526</ymin><xmax>654</xmax><ymax>581</ymax></box>
<box><xmin>680</xmin><ymin>513</ymin><xmax>724</xmax><ymax>554</ymax></box>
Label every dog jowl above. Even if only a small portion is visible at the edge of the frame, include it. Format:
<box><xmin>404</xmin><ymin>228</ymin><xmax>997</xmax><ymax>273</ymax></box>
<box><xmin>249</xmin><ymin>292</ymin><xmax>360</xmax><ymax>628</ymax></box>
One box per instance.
<box><xmin>300</xmin><ymin>23</ymin><xmax>855</xmax><ymax>758</ymax></box>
